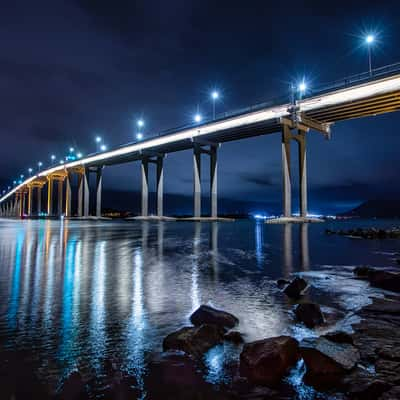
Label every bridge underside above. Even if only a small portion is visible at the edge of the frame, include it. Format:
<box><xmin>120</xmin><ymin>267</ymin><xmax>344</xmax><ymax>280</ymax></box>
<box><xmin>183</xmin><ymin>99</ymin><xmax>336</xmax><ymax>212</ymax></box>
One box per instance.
<box><xmin>306</xmin><ymin>90</ymin><xmax>400</xmax><ymax>123</ymax></box>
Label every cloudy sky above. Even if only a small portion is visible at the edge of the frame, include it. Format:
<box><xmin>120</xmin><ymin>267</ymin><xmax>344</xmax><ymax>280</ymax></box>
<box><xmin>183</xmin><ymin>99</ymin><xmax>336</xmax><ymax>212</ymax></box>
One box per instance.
<box><xmin>1</xmin><ymin>0</ymin><xmax>400</xmax><ymax>214</ymax></box>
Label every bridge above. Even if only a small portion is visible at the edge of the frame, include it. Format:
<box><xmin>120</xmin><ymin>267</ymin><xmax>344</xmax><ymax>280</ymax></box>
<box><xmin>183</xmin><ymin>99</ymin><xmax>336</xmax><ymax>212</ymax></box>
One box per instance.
<box><xmin>1</xmin><ymin>63</ymin><xmax>400</xmax><ymax>220</ymax></box>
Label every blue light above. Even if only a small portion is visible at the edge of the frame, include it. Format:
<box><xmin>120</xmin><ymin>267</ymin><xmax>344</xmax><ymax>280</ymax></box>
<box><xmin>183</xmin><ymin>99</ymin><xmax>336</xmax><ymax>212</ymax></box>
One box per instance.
<box><xmin>366</xmin><ymin>34</ymin><xmax>375</xmax><ymax>44</ymax></box>
<box><xmin>211</xmin><ymin>91</ymin><xmax>219</xmax><ymax>100</ymax></box>
<box><xmin>136</xmin><ymin>132</ymin><xmax>143</xmax><ymax>140</ymax></box>
<box><xmin>194</xmin><ymin>113</ymin><xmax>202</xmax><ymax>123</ymax></box>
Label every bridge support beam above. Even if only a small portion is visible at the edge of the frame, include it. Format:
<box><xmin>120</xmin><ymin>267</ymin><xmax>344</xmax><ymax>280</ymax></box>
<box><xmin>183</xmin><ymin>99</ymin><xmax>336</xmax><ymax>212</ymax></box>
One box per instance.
<box><xmin>156</xmin><ymin>157</ymin><xmax>164</xmax><ymax>217</ymax></box>
<box><xmin>281</xmin><ymin>125</ymin><xmax>292</xmax><ymax>217</ymax></box>
<box><xmin>192</xmin><ymin>140</ymin><xmax>220</xmax><ymax>219</ymax></box>
<box><xmin>27</xmin><ymin>186</ymin><xmax>33</xmax><ymax>217</ymax></box>
<box><xmin>141</xmin><ymin>159</ymin><xmax>149</xmax><ymax>217</ymax></box>
<box><xmin>96</xmin><ymin>167</ymin><xmax>103</xmax><ymax>218</ymax></box>
<box><xmin>140</xmin><ymin>155</ymin><xmax>164</xmax><ymax>217</ymax></box>
<box><xmin>298</xmin><ymin>131</ymin><xmax>307</xmax><ymax>217</ymax></box>
<box><xmin>65</xmin><ymin>173</ymin><xmax>72</xmax><ymax>217</ymax></box>
<box><xmin>47</xmin><ymin>178</ymin><xmax>53</xmax><ymax>216</ymax></box>
<box><xmin>83</xmin><ymin>168</ymin><xmax>90</xmax><ymax>217</ymax></box>
<box><xmin>77</xmin><ymin>173</ymin><xmax>83</xmax><ymax>217</ymax></box>
<box><xmin>57</xmin><ymin>179</ymin><xmax>63</xmax><ymax>217</ymax></box>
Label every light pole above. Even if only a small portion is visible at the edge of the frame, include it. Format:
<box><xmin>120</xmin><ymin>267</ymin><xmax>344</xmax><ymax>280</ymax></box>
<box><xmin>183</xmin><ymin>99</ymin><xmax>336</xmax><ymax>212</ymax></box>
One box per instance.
<box><xmin>38</xmin><ymin>161</ymin><xmax>43</xmax><ymax>172</ymax></box>
<box><xmin>28</xmin><ymin>168</ymin><xmax>33</xmax><ymax>176</ymax></box>
<box><xmin>365</xmin><ymin>34</ymin><xmax>375</xmax><ymax>76</ymax></box>
<box><xmin>211</xmin><ymin>91</ymin><xmax>219</xmax><ymax>119</ymax></box>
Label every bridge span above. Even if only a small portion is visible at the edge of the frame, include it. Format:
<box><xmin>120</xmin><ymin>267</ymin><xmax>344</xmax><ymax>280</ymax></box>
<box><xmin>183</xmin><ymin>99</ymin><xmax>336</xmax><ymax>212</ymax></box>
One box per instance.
<box><xmin>1</xmin><ymin>63</ymin><xmax>400</xmax><ymax>220</ymax></box>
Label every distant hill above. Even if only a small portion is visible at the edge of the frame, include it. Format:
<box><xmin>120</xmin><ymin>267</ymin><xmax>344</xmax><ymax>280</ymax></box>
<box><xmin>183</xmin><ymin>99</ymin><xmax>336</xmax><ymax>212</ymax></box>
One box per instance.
<box><xmin>340</xmin><ymin>200</ymin><xmax>400</xmax><ymax>218</ymax></box>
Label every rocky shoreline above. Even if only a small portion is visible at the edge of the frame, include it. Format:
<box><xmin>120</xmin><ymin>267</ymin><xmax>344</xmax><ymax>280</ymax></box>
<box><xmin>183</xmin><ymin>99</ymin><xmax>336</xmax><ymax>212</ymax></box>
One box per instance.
<box><xmin>1</xmin><ymin>270</ymin><xmax>399</xmax><ymax>399</ymax></box>
<box><xmin>325</xmin><ymin>227</ymin><xmax>400</xmax><ymax>240</ymax></box>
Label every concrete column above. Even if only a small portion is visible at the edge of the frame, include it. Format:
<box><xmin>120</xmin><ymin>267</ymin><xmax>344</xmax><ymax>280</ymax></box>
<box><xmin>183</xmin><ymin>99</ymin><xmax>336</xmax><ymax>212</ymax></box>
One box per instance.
<box><xmin>210</xmin><ymin>146</ymin><xmax>218</xmax><ymax>218</ymax></box>
<box><xmin>281</xmin><ymin>126</ymin><xmax>292</xmax><ymax>217</ymax></box>
<box><xmin>57</xmin><ymin>180</ymin><xmax>63</xmax><ymax>217</ymax></box>
<box><xmin>37</xmin><ymin>187</ymin><xmax>42</xmax><ymax>216</ymax></box>
<box><xmin>77</xmin><ymin>173</ymin><xmax>83</xmax><ymax>217</ymax></box>
<box><xmin>193</xmin><ymin>146</ymin><xmax>201</xmax><ymax>218</ymax></box>
<box><xmin>96</xmin><ymin>167</ymin><xmax>103</xmax><ymax>218</ymax></box>
<box><xmin>65</xmin><ymin>174</ymin><xmax>72</xmax><ymax>217</ymax></box>
<box><xmin>47</xmin><ymin>178</ymin><xmax>53</xmax><ymax>216</ymax></box>
<box><xmin>13</xmin><ymin>196</ymin><xmax>18</xmax><ymax>217</ymax></box>
<box><xmin>141</xmin><ymin>159</ymin><xmax>149</xmax><ymax>217</ymax></box>
<box><xmin>83</xmin><ymin>169</ymin><xmax>90</xmax><ymax>217</ymax></box>
<box><xmin>298</xmin><ymin>131</ymin><xmax>308</xmax><ymax>218</ymax></box>
<box><xmin>28</xmin><ymin>186</ymin><xmax>33</xmax><ymax>216</ymax></box>
<box><xmin>19</xmin><ymin>193</ymin><xmax>24</xmax><ymax>218</ymax></box>
<box><xmin>156</xmin><ymin>157</ymin><xmax>164</xmax><ymax>217</ymax></box>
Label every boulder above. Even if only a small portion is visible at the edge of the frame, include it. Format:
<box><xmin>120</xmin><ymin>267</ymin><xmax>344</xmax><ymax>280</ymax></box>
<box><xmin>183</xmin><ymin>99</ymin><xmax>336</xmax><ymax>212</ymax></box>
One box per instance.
<box><xmin>224</xmin><ymin>331</ymin><xmax>244</xmax><ymax>344</ymax></box>
<box><xmin>300</xmin><ymin>337</ymin><xmax>360</xmax><ymax>385</ymax></box>
<box><xmin>353</xmin><ymin>266</ymin><xmax>374</xmax><ymax>278</ymax></box>
<box><xmin>294</xmin><ymin>303</ymin><xmax>324</xmax><ymax>328</ymax></box>
<box><xmin>239</xmin><ymin>336</ymin><xmax>299</xmax><ymax>386</ymax></box>
<box><xmin>190</xmin><ymin>305</ymin><xmax>239</xmax><ymax>329</ymax></box>
<box><xmin>57</xmin><ymin>371</ymin><xmax>88</xmax><ymax>400</ymax></box>
<box><xmin>323</xmin><ymin>331</ymin><xmax>354</xmax><ymax>345</ymax></box>
<box><xmin>368</xmin><ymin>270</ymin><xmax>400</xmax><ymax>292</ymax></box>
<box><xmin>283</xmin><ymin>277</ymin><xmax>308</xmax><ymax>299</ymax></box>
<box><xmin>277</xmin><ymin>279</ymin><xmax>290</xmax><ymax>289</ymax></box>
<box><xmin>163</xmin><ymin>324</ymin><xmax>223</xmax><ymax>357</ymax></box>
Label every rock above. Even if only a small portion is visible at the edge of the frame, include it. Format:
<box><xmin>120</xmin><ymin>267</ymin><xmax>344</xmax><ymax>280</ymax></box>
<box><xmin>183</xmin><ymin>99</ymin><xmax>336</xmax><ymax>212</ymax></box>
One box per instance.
<box><xmin>144</xmin><ymin>351</ymin><xmax>230</xmax><ymax>400</ymax></box>
<box><xmin>380</xmin><ymin>386</ymin><xmax>400</xmax><ymax>399</ymax></box>
<box><xmin>294</xmin><ymin>302</ymin><xmax>324</xmax><ymax>328</ymax></box>
<box><xmin>163</xmin><ymin>324</ymin><xmax>223</xmax><ymax>357</ymax></box>
<box><xmin>190</xmin><ymin>305</ymin><xmax>239</xmax><ymax>329</ymax></box>
<box><xmin>300</xmin><ymin>337</ymin><xmax>360</xmax><ymax>385</ymax></box>
<box><xmin>103</xmin><ymin>376</ymin><xmax>140</xmax><ymax>400</ymax></box>
<box><xmin>239</xmin><ymin>336</ymin><xmax>299</xmax><ymax>386</ymax></box>
<box><xmin>353</xmin><ymin>266</ymin><xmax>374</xmax><ymax>278</ymax></box>
<box><xmin>323</xmin><ymin>331</ymin><xmax>354</xmax><ymax>345</ymax></box>
<box><xmin>368</xmin><ymin>270</ymin><xmax>400</xmax><ymax>293</ymax></box>
<box><xmin>224</xmin><ymin>331</ymin><xmax>244</xmax><ymax>344</ymax></box>
<box><xmin>283</xmin><ymin>277</ymin><xmax>308</xmax><ymax>299</ymax></box>
<box><xmin>57</xmin><ymin>371</ymin><xmax>88</xmax><ymax>400</ymax></box>
<box><xmin>277</xmin><ymin>278</ymin><xmax>290</xmax><ymax>289</ymax></box>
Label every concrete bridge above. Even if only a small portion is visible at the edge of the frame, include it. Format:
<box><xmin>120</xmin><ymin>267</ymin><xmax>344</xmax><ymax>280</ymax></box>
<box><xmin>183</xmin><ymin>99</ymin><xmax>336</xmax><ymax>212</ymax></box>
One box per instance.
<box><xmin>1</xmin><ymin>63</ymin><xmax>400</xmax><ymax>221</ymax></box>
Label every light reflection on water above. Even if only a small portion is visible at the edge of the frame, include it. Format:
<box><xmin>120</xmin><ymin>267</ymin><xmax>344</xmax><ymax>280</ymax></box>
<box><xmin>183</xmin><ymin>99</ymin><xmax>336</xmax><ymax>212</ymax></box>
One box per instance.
<box><xmin>0</xmin><ymin>218</ymin><xmax>399</xmax><ymax>396</ymax></box>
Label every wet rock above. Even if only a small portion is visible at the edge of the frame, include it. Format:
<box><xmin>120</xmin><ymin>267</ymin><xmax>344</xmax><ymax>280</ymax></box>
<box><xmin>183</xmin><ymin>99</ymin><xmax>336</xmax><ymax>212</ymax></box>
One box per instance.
<box><xmin>380</xmin><ymin>386</ymin><xmax>400</xmax><ymax>399</ymax></box>
<box><xmin>145</xmin><ymin>351</ymin><xmax>230</xmax><ymax>400</ymax></box>
<box><xmin>353</xmin><ymin>266</ymin><xmax>374</xmax><ymax>278</ymax></box>
<box><xmin>57</xmin><ymin>371</ymin><xmax>88</xmax><ymax>400</ymax></box>
<box><xmin>224</xmin><ymin>331</ymin><xmax>244</xmax><ymax>344</ymax></box>
<box><xmin>283</xmin><ymin>277</ymin><xmax>308</xmax><ymax>299</ymax></box>
<box><xmin>300</xmin><ymin>337</ymin><xmax>360</xmax><ymax>386</ymax></box>
<box><xmin>344</xmin><ymin>367</ymin><xmax>389</xmax><ymax>400</ymax></box>
<box><xmin>163</xmin><ymin>324</ymin><xmax>223</xmax><ymax>357</ymax></box>
<box><xmin>294</xmin><ymin>302</ymin><xmax>324</xmax><ymax>328</ymax></box>
<box><xmin>239</xmin><ymin>336</ymin><xmax>299</xmax><ymax>386</ymax></box>
<box><xmin>190</xmin><ymin>305</ymin><xmax>239</xmax><ymax>329</ymax></box>
<box><xmin>277</xmin><ymin>278</ymin><xmax>290</xmax><ymax>289</ymax></box>
<box><xmin>323</xmin><ymin>331</ymin><xmax>354</xmax><ymax>345</ymax></box>
<box><xmin>327</xmin><ymin>228</ymin><xmax>400</xmax><ymax>239</ymax></box>
<box><xmin>368</xmin><ymin>270</ymin><xmax>400</xmax><ymax>293</ymax></box>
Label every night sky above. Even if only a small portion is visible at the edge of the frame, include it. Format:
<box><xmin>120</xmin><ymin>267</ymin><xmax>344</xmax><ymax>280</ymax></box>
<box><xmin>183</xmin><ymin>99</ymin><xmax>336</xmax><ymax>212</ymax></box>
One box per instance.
<box><xmin>1</xmin><ymin>0</ymin><xmax>400</xmax><ymax>215</ymax></box>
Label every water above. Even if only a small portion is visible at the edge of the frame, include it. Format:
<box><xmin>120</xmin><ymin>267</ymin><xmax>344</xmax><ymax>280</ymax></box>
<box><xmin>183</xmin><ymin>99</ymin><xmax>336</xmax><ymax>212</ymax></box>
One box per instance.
<box><xmin>0</xmin><ymin>218</ymin><xmax>399</xmax><ymax>397</ymax></box>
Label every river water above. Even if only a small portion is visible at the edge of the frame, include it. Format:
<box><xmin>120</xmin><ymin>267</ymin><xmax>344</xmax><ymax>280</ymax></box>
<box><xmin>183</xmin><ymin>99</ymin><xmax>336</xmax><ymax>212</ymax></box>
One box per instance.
<box><xmin>0</xmin><ymin>218</ymin><xmax>399</xmax><ymax>398</ymax></box>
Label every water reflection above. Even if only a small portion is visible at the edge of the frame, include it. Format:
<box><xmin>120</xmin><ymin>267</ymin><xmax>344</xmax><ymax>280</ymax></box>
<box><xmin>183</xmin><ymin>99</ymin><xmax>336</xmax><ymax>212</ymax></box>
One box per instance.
<box><xmin>0</xmin><ymin>218</ymin><xmax>386</xmax><ymax>396</ymax></box>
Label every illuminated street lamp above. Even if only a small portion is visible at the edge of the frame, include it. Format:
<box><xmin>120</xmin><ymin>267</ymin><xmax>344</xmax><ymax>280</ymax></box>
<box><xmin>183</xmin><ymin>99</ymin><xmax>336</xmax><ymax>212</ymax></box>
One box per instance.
<box><xmin>136</xmin><ymin>132</ymin><xmax>143</xmax><ymax>140</ymax></box>
<box><xmin>365</xmin><ymin>34</ymin><xmax>375</xmax><ymax>76</ymax></box>
<box><xmin>95</xmin><ymin>136</ymin><xmax>103</xmax><ymax>152</ymax></box>
<box><xmin>28</xmin><ymin>168</ymin><xmax>33</xmax><ymax>175</ymax></box>
<box><xmin>38</xmin><ymin>161</ymin><xmax>43</xmax><ymax>171</ymax></box>
<box><xmin>137</xmin><ymin>119</ymin><xmax>144</xmax><ymax>128</ymax></box>
<box><xmin>211</xmin><ymin>90</ymin><xmax>219</xmax><ymax>119</ymax></box>
<box><xmin>69</xmin><ymin>147</ymin><xmax>75</xmax><ymax>153</ymax></box>
<box><xmin>77</xmin><ymin>152</ymin><xmax>83</xmax><ymax>158</ymax></box>
<box><xmin>194</xmin><ymin>113</ymin><xmax>202</xmax><ymax>123</ymax></box>
<box><xmin>51</xmin><ymin>154</ymin><xmax>56</xmax><ymax>162</ymax></box>
<box><xmin>100</xmin><ymin>144</ymin><xmax>107</xmax><ymax>152</ymax></box>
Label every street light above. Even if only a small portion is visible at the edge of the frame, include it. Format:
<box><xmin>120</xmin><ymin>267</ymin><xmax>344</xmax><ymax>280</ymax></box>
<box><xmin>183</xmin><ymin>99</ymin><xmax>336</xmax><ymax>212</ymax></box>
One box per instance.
<box><xmin>211</xmin><ymin>90</ymin><xmax>219</xmax><ymax>119</ymax></box>
<box><xmin>28</xmin><ymin>168</ymin><xmax>33</xmax><ymax>175</ymax></box>
<box><xmin>77</xmin><ymin>152</ymin><xmax>83</xmax><ymax>158</ymax></box>
<box><xmin>100</xmin><ymin>144</ymin><xmax>107</xmax><ymax>151</ymax></box>
<box><xmin>137</xmin><ymin>119</ymin><xmax>144</xmax><ymax>128</ymax></box>
<box><xmin>38</xmin><ymin>161</ymin><xmax>43</xmax><ymax>171</ymax></box>
<box><xmin>365</xmin><ymin>34</ymin><xmax>375</xmax><ymax>76</ymax></box>
<box><xmin>194</xmin><ymin>113</ymin><xmax>202</xmax><ymax>123</ymax></box>
<box><xmin>51</xmin><ymin>154</ymin><xmax>56</xmax><ymax>162</ymax></box>
<box><xmin>136</xmin><ymin>132</ymin><xmax>143</xmax><ymax>140</ymax></box>
<box><xmin>69</xmin><ymin>147</ymin><xmax>75</xmax><ymax>153</ymax></box>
